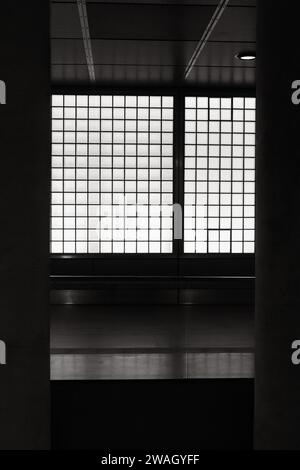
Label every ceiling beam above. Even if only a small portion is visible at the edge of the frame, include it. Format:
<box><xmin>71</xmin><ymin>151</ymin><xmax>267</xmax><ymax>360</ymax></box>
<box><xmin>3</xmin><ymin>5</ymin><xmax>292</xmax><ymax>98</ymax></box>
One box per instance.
<box><xmin>184</xmin><ymin>0</ymin><xmax>230</xmax><ymax>80</ymax></box>
<box><xmin>77</xmin><ymin>0</ymin><xmax>95</xmax><ymax>82</ymax></box>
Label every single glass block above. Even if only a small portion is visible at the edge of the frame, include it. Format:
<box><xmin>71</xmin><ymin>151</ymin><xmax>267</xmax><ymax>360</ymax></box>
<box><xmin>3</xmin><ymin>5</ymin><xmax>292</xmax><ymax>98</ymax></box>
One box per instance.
<box><xmin>233</xmin><ymin>134</ymin><xmax>243</xmax><ymax>145</ymax></box>
<box><xmin>209</xmin><ymin>170</ymin><xmax>219</xmax><ymax>181</ymax></box>
<box><xmin>244</xmin><ymin>195</ymin><xmax>255</xmax><ymax>206</ymax></box>
<box><xmin>210</xmin><ymin>98</ymin><xmax>220</xmax><ymax>109</ymax></box>
<box><xmin>221</xmin><ymin>207</ymin><xmax>231</xmax><ymax>217</ymax></box>
<box><xmin>210</xmin><ymin>110</ymin><xmax>220</xmax><ymax>121</ymax></box>
<box><xmin>51</xmin><ymin>242</ymin><xmax>63</xmax><ymax>254</ymax></box>
<box><xmin>245</xmin><ymin>134</ymin><xmax>255</xmax><ymax>145</ymax></box>
<box><xmin>162</xmin><ymin>121</ymin><xmax>173</xmax><ymax>132</ymax></box>
<box><xmin>232</xmin><ymin>242</ymin><xmax>244</xmax><ymax>254</ymax></box>
<box><xmin>209</xmin><ymin>146</ymin><xmax>220</xmax><ymax>157</ymax></box>
<box><xmin>232</xmin><ymin>170</ymin><xmax>243</xmax><ymax>181</ymax></box>
<box><xmin>138</xmin><ymin>121</ymin><xmax>149</xmax><ymax>132</ymax></box>
<box><xmin>209</xmin><ymin>241</ymin><xmax>219</xmax><ymax>253</ymax></box>
<box><xmin>221</xmin><ymin>110</ymin><xmax>231</xmax><ymax>121</ymax></box>
<box><xmin>64</xmin><ymin>230</ymin><xmax>75</xmax><ymax>242</ymax></box>
<box><xmin>185</xmin><ymin>109</ymin><xmax>196</xmax><ymax>120</ymax></box>
<box><xmin>195</xmin><ymin>242</ymin><xmax>207</xmax><ymax>253</ymax></box>
<box><xmin>198</xmin><ymin>109</ymin><xmax>209</xmax><ymax>121</ymax></box>
<box><xmin>220</xmin><ymin>170</ymin><xmax>231</xmax><ymax>181</ymax></box>
<box><xmin>232</xmin><ymin>218</ymin><xmax>243</xmax><ymax>229</ymax></box>
<box><xmin>77</xmin><ymin>108</ymin><xmax>88</xmax><ymax>119</ymax></box>
<box><xmin>126</xmin><ymin>95</ymin><xmax>137</xmax><ymax>107</ymax></box>
<box><xmin>76</xmin><ymin>229</ymin><xmax>87</xmax><ymax>240</ymax></box>
<box><xmin>100</xmin><ymin>242</ymin><xmax>112</xmax><ymax>253</ymax></box>
<box><xmin>52</xmin><ymin>132</ymin><xmax>63</xmax><ymax>144</ymax></box>
<box><xmin>245</xmin><ymin>110</ymin><xmax>256</xmax><ymax>121</ymax></box>
<box><xmin>185</xmin><ymin>145</ymin><xmax>196</xmax><ymax>157</ymax></box>
<box><xmin>76</xmin><ymin>242</ymin><xmax>88</xmax><ymax>254</ymax></box>
<box><xmin>52</xmin><ymin>206</ymin><xmax>63</xmax><ymax>217</ymax></box>
<box><xmin>233</xmin><ymin>110</ymin><xmax>244</xmax><ymax>121</ymax></box>
<box><xmin>126</xmin><ymin>108</ymin><xmax>137</xmax><ymax>120</ymax></box>
<box><xmin>220</xmin><ymin>242</ymin><xmax>230</xmax><ymax>253</ymax></box>
<box><xmin>89</xmin><ymin>108</ymin><xmax>100</xmax><ymax>119</ymax></box>
<box><xmin>77</xmin><ymin>119</ymin><xmax>88</xmax><ymax>131</ymax></box>
<box><xmin>64</xmin><ymin>108</ymin><xmax>76</xmax><ymax>119</ymax></box>
<box><xmin>245</xmin><ymin>122</ymin><xmax>255</xmax><ymax>133</ymax></box>
<box><xmin>232</xmin><ymin>230</ymin><xmax>243</xmax><ymax>242</ymax></box>
<box><xmin>245</xmin><ymin>182</ymin><xmax>255</xmax><ymax>193</ymax></box>
<box><xmin>220</xmin><ymin>182</ymin><xmax>231</xmax><ymax>193</ymax></box>
<box><xmin>232</xmin><ymin>157</ymin><xmax>243</xmax><ymax>168</ymax></box>
<box><xmin>243</xmin><ymin>242</ymin><xmax>255</xmax><ymax>253</ymax></box>
<box><xmin>101</xmin><ymin>96</ymin><xmax>113</xmax><ymax>107</ymax></box>
<box><xmin>220</xmin><ymin>218</ymin><xmax>231</xmax><ymax>229</ymax></box>
<box><xmin>244</xmin><ymin>146</ymin><xmax>255</xmax><ymax>157</ymax></box>
<box><xmin>209</xmin><ymin>121</ymin><xmax>219</xmax><ymax>133</ymax></box>
<box><xmin>232</xmin><ymin>206</ymin><xmax>243</xmax><ymax>217</ymax></box>
<box><xmin>245</xmin><ymin>98</ymin><xmax>256</xmax><ymax>110</ymax></box>
<box><xmin>150</xmin><ymin>108</ymin><xmax>161</xmax><ymax>120</ymax></box>
<box><xmin>185</xmin><ymin>97</ymin><xmax>196</xmax><ymax>108</ymax></box>
<box><xmin>77</xmin><ymin>95</ymin><xmax>88</xmax><ymax>107</ymax></box>
<box><xmin>52</xmin><ymin>108</ymin><xmax>63</xmax><ymax>119</ymax></box>
<box><xmin>138</xmin><ymin>96</ymin><xmax>149</xmax><ymax>107</ymax></box>
<box><xmin>100</xmin><ymin>132</ymin><xmax>113</xmax><ymax>146</ymax></box>
<box><xmin>221</xmin><ymin>98</ymin><xmax>232</xmax><ymax>109</ymax></box>
<box><xmin>113</xmin><ymin>108</ymin><xmax>125</xmax><ymax>120</ymax></box>
<box><xmin>244</xmin><ymin>230</ymin><xmax>255</xmax><ymax>242</ymax></box>
<box><xmin>52</xmin><ymin>95</ymin><xmax>64</xmax><ymax>106</ymax></box>
<box><xmin>162</xmin><ymin>96</ymin><xmax>173</xmax><ymax>108</ymax></box>
<box><xmin>209</xmin><ymin>134</ymin><xmax>219</xmax><ymax>145</ymax></box>
<box><xmin>138</xmin><ymin>108</ymin><xmax>149</xmax><ymax>120</ymax></box>
<box><xmin>89</xmin><ymin>95</ymin><xmax>100</xmax><ymax>107</ymax></box>
<box><xmin>233</xmin><ymin>97</ymin><xmax>244</xmax><ymax>109</ymax></box>
<box><xmin>232</xmin><ymin>194</ymin><xmax>243</xmax><ymax>205</ymax></box>
<box><xmin>52</xmin><ymin>120</ymin><xmax>64</xmax><ymax>131</ymax></box>
<box><xmin>148</xmin><ymin>242</ymin><xmax>159</xmax><ymax>253</ymax></box>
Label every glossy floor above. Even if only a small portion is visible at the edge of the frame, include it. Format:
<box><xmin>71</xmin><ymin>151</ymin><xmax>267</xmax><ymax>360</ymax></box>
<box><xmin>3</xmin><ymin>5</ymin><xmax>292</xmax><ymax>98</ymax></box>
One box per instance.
<box><xmin>50</xmin><ymin>304</ymin><xmax>254</xmax><ymax>380</ymax></box>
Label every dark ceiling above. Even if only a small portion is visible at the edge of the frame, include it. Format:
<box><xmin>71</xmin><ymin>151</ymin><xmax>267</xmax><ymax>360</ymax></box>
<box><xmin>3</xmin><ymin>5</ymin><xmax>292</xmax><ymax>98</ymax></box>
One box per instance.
<box><xmin>51</xmin><ymin>0</ymin><xmax>256</xmax><ymax>88</ymax></box>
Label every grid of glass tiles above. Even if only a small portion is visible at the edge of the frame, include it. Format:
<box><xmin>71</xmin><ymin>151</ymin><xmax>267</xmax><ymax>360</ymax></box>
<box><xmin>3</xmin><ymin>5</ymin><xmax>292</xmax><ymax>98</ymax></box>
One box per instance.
<box><xmin>184</xmin><ymin>97</ymin><xmax>256</xmax><ymax>254</ymax></box>
<box><xmin>51</xmin><ymin>95</ymin><xmax>174</xmax><ymax>254</ymax></box>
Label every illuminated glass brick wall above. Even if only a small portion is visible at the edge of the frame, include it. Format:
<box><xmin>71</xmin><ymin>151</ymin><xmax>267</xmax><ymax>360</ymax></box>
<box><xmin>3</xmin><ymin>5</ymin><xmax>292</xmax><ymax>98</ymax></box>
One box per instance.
<box><xmin>51</xmin><ymin>95</ymin><xmax>174</xmax><ymax>254</ymax></box>
<box><xmin>184</xmin><ymin>97</ymin><xmax>256</xmax><ymax>254</ymax></box>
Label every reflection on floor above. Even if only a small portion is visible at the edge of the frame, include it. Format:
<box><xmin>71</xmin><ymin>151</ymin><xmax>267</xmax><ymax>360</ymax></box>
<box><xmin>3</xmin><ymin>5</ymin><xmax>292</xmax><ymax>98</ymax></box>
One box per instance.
<box><xmin>50</xmin><ymin>305</ymin><xmax>254</xmax><ymax>380</ymax></box>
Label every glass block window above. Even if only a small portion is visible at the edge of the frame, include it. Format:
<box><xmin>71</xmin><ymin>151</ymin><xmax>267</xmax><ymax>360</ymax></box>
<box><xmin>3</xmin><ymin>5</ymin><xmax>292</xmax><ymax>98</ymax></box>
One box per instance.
<box><xmin>51</xmin><ymin>95</ymin><xmax>174</xmax><ymax>254</ymax></box>
<box><xmin>184</xmin><ymin>97</ymin><xmax>256</xmax><ymax>254</ymax></box>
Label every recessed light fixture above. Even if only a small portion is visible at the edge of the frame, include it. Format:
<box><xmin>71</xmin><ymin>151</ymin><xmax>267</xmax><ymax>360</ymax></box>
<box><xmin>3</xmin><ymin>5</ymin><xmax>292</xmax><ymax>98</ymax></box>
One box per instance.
<box><xmin>236</xmin><ymin>52</ymin><xmax>256</xmax><ymax>61</ymax></box>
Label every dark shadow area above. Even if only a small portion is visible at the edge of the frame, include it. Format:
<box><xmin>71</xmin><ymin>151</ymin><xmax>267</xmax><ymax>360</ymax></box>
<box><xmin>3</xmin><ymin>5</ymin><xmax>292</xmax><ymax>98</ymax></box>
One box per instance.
<box><xmin>51</xmin><ymin>379</ymin><xmax>254</xmax><ymax>450</ymax></box>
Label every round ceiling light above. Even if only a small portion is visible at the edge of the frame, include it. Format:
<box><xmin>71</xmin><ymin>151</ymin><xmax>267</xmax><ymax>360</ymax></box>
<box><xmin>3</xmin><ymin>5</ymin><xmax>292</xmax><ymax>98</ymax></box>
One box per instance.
<box><xmin>236</xmin><ymin>52</ymin><xmax>256</xmax><ymax>61</ymax></box>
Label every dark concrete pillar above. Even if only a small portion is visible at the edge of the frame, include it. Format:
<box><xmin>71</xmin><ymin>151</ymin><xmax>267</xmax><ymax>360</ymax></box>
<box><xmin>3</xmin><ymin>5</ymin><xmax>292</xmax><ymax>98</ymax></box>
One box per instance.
<box><xmin>0</xmin><ymin>4</ymin><xmax>50</xmax><ymax>449</ymax></box>
<box><xmin>255</xmin><ymin>1</ymin><xmax>300</xmax><ymax>449</ymax></box>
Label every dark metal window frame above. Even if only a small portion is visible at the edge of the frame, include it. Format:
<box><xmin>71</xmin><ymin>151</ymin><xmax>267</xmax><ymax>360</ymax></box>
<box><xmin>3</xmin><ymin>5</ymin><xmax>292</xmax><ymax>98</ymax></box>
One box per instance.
<box><xmin>50</xmin><ymin>85</ymin><xmax>255</xmax><ymax>268</ymax></box>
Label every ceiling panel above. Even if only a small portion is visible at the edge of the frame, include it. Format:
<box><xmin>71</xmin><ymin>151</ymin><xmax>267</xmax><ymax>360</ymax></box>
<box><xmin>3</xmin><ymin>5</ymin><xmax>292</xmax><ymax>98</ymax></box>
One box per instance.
<box><xmin>88</xmin><ymin>39</ymin><xmax>256</xmax><ymax>68</ymax></box>
<box><xmin>92</xmin><ymin>64</ymin><xmax>255</xmax><ymax>87</ymax></box>
<box><xmin>52</xmin><ymin>64</ymin><xmax>256</xmax><ymax>88</ymax></box>
<box><xmin>51</xmin><ymin>3</ymin><xmax>82</xmax><ymax>38</ymax></box>
<box><xmin>186</xmin><ymin>65</ymin><xmax>256</xmax><ymax>87</ymax></box>
<box><xmin>51</xmin><ymin>0</ymin><xmax>255</xmax><ymax>5</ymax></box>
<box><xmin>52</xmin><ymin>39</ymin><xmax>86</xmax><ymax>64</ymax></box>
<box><xmin>91</xmin><ymin>39</ymin><xmax>195</xmax><ymax>66</ymax></box>
<box><xmin>51</xmin><ymin>0</ymin><xmax>256</xmax><ymax>88</ymax></box>
<box><xmin>211</xmin><ymin>6</ymin><xmax>256</xmax><ymax>42</ymax></box>
<box><xmin>52</xmin><ymin>64</ymin><xmax>90</xmax><ymax>84</ymax></box>
<box><xmin>195</xmin><ymin>41</ymin><xmax>256</xmax><ymax>68</ymax></box>
<box><xmin>229</xmin><ymin>0</ymin><xmax>255</xmax><ymax>5</ymax></box>
<box><xmin>87</xmin><ymin>4</ymin><xmax>216</xmax><ymax>41</ymax></box>
<box><xmin>94</xmin><ymin>64</ymin><xmax>182</xmax><ymax>85</ymax></box>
